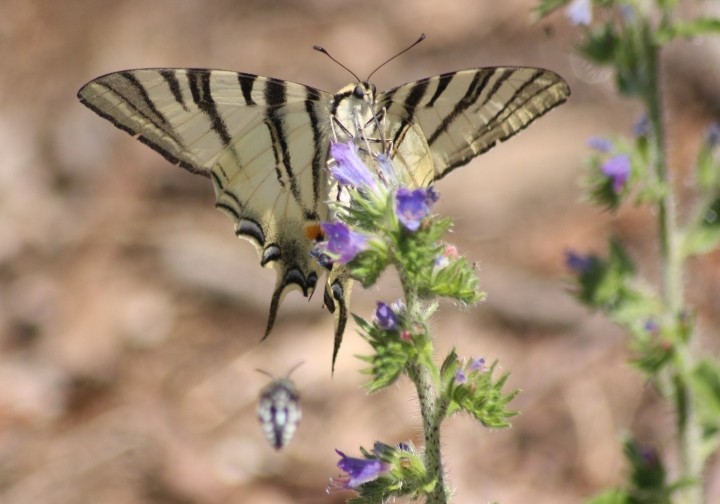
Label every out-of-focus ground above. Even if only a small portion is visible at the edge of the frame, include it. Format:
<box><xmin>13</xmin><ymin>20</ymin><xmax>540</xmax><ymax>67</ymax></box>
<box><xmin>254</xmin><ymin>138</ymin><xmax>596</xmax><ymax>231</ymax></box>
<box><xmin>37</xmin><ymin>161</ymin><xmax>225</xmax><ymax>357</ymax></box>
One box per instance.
<box><xmin>0</xmin><ymin>0</ymin><xmax>719</xmax><ymax>503</ymax></box>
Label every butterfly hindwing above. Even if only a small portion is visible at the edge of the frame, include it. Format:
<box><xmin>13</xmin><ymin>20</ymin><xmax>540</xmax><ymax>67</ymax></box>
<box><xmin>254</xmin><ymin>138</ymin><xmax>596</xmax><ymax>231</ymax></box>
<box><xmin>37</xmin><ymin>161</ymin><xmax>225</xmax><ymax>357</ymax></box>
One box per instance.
<box><xmin>212</xmin><ymin>100</ymin><xmax>333</xmax><ymax>335</ymax></box>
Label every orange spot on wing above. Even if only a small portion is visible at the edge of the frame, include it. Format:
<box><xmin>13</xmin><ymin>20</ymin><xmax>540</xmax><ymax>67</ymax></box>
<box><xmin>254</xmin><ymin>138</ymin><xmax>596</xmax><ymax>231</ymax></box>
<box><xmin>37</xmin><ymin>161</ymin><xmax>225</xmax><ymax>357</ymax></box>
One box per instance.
<box><xmin>305</xmin><ymin>224</ymin><xmax>324</xmax><ymax>242</ymax></box>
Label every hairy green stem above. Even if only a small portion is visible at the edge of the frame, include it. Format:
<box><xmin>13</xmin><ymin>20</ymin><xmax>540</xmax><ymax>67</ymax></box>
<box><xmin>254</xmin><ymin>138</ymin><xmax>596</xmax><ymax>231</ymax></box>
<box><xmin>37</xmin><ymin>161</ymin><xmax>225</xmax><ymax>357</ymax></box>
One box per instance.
<box><xmin>399</xmin><ymin>263</ymin><xmax>447</xmax><ymax>502</ymax></box>
<box><xmin>407</xmin><ymin>360</ymin><xmax>447</xmax><ymax>504</ymax></box>
<box><xmin>642</xmin><ymin>19</ymin><xmax>702</xmax><ymax>504</ymax></box>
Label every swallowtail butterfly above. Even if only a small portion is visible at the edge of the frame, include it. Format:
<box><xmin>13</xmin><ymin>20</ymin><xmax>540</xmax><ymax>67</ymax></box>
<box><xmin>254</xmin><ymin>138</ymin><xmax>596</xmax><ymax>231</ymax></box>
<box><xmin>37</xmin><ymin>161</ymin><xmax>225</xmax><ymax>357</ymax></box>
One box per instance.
<box><xmin>77</xmin><ymin>39</ymin><xmax>570</xmax><ymax>369</ymax></box>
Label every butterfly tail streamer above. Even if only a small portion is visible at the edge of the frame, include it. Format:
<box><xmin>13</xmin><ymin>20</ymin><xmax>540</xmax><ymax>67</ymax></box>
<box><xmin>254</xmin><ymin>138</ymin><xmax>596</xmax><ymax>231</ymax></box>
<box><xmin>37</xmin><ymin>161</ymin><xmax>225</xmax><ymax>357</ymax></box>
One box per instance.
<box><xmin>323</xmin><ymin>265</ymin><xmax>353</xmax><ymax>374</ymax></box>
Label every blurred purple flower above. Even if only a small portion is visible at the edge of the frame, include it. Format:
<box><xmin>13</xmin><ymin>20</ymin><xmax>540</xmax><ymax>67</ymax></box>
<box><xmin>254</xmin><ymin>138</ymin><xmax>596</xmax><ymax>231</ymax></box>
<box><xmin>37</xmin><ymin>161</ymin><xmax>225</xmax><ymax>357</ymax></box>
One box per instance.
<box><xmin>375</xmin><ymin>301</ymin><xmax>399</xmax><ymax>330</ymax></box>
<box><xmin>633</xmin><ymin>114</ymin><xmax>651</xmax><ymax>138</ymax></box>
<box><xmin>619</xmin><ymin>5</ymin><xmax>636</xmax><ymax>22</ymax></box>
<box><xmin>602</xmin><ymin>154</ymin><xmax>631</xmax><ymax>192</ymax></box>
<box><xmin>564</xmin><ymin>250</ymin><xmax>593</xmax><ymax>274</ymax></box>
<box><xmin>644</xmin><ymin>319</ymin><xmax>660</xmax><ymax>333</ymax></box>
<box><xmin>469</xmin><ymin>357</ymin><xmax>486</xmax><ymax>372</ymax></box>
<box><xmin>433</xmin><ymin>254</ymin><xmax>450</xmax><ymax>270</ymax></box>
<box><xmin>455</xmin><ymin>369</ymin><xmax>468</xmax><ymax>384</ymax></box>
<box><xmin>321</xmin><ymin>221</ymin><xmax>370</xmax><ymax>263</ymax></box>
<box><xmin>426</xmin><ymin>186</ymin><xmax>440</xmax><ymax>205</ymax></box>
<box><xmin>566</xmin><ymin>0</ymin><xmax>592</xmax><ymax>26</ymax></box>
<box><xmin>328</xmin><ymin>449</ymin><xmax>390</xmax><ymax>491</ymax></box>
<box><xmin>395</xmin><ymin>187</ymin><xmax>435</xmax><ymax>231</ymax></box>
<box><xmin>638</xmin><ymin>444</ymin><xmax>660</xmax><ymax>467</ymax></box>
<box><xmin>390</xmin><ymin>298</ymin><xmax>405</xmax><ymax>314</ymax></box>
<box><xmin>706</xmin><ymin>122</ymin><xmax>720</xmax><ymax>148</ymax></box>
<box><xmin>330</xmin><ymin>142</ymin><xmax>378</xmax><ymax>191</ymax></box>
<box><xmin>587</xmin><ymin>137</ymin><xmax>613</xmax><ymax>152</ymax></box>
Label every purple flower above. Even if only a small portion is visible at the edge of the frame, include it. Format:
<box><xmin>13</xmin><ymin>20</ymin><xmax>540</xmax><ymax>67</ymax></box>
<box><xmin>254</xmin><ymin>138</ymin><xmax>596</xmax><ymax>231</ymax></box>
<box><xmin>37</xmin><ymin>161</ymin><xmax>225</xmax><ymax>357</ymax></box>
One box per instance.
<box><xmin>397</xmin><ymin>442</ymin><xmax>411</xmax><ymax>452</ymax></box>
<box><xmin>601</xmin><ymin>154</ymin><xmax>631</xmax><ymax>192</ymax></box>
<box><xmin>566</xmin><ymin>0</ymin><xmax>592</xmax><ymax>26</ymax></box>
<box><xmin>321</xmin><ymin>222</ymin><xmax>370</xmax><ymax>263</ymax></box>
<box><xmin>587</xmin><ymin>137</ymin><xmax>613</xmax><ymax>152</ymax></box>
<box><xmin>706</xmin><ymin>122</ymin><xmax>720</xmax><ymax>148</ymax></box>
<box><xmin>644</xmin><ymin>319</ymin><xmax>659</xmax><ymax>333</ymax></box>
<box><xmin>640</xmin><ymin>446</ymin><xmax>659</xmax><ymax>467</ymax></box>
<box><xmin>433</xmin><ymin>254</ymin><xmax>450</xmax><ymax>270</ymax></box>
<box><xmin>375</xmin><ymin>302</ymin><xmax>399</xmax><ymax>330</ymax></box>
<box><xmin>395</xmin><ymin>187</ymin><xmax>435</xmax><ymax>231</ymax></box>
<box><xmin>329</xmin><ymin>449</ymin><xmax>390</xmax><ymax>490</ymax></box>
<box><xmin>426</xmin><ymin>186</ymin><xmax>440</xmax><ymax>205</ymax></box>
<box><xmin>633</xmin><ymin>114</ymin><xmax>651</xmax><ymax>138</ymax></box>
<box><xmin>455</xmin><ymin>370</ymin><xmax>467</xmax><ymax>384</ymax></box>
<box><xmin>330</xmin><ymin>142</ymin><xmax>378</xmax><ymax>190</ymax></box>
<box><xmin>390</xmin><ymin>298</ymin><xmax>405</xmax><ymax>314</ymax></box>
<box><xmin>619</xmin><ymin>5</ymin><xmax>636</xmax><ymax>22</ymax></box>
<box><xmin>564</xmin><ymin>250</ymin><xmax>593</xmax><ymax>274</ymax></box>
<box><xmin>469</xmin><ymin>357</ymin><xmax>486</xmax><ymax>372</ymax></box>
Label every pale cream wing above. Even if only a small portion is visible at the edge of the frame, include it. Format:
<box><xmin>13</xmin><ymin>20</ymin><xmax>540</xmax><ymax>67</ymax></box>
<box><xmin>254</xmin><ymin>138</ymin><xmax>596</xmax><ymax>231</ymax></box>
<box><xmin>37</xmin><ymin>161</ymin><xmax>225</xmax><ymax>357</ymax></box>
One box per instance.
<box><xmin>376</xmin><ymin>67</ymin><xmax>570</xmax><ymax>181</ymax></box>
<box><xmin>211</xmin><ymin>99</ymin><xmax>334</xmax><ymax>338</ymax></box>
<box><xmin>78</xmin><ymin>69</ymin><xmax>343</xmax><ymax>341</ymax></box>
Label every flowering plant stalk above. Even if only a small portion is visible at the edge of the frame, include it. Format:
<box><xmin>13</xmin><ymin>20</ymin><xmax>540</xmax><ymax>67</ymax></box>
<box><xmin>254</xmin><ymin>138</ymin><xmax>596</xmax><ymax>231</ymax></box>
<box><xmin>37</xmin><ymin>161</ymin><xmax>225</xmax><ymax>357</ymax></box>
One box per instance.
<box><xmin>317</xmin><ymin>142</ymin><xmax>517</xmax><ymax>503</ymax></box>
<box><xmin>538</xmin><ymin>1</ymin><xmax>720</xmax><ymax>503</ymax></box>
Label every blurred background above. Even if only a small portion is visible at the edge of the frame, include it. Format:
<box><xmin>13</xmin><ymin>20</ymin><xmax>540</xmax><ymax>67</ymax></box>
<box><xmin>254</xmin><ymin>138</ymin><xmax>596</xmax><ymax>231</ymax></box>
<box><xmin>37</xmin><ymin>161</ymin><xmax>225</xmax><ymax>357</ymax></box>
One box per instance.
<box><xmin>1</xmin><ymin>0</ymin><xmax>719</xmax><ymax>502</ymax></box>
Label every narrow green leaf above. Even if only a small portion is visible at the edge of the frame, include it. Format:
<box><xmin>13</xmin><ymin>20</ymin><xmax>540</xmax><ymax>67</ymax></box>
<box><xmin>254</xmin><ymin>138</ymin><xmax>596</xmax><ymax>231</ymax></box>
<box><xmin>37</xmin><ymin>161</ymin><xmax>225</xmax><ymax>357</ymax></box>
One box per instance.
<box><xmin>657</xmin><ymin>17</ymin><xmax>720</xmax><ymax>44</ymax></box>
<box><xmin>534</xmin><ymin>0</ymin><xmax>570</xmax><ymax>19</ymax></box>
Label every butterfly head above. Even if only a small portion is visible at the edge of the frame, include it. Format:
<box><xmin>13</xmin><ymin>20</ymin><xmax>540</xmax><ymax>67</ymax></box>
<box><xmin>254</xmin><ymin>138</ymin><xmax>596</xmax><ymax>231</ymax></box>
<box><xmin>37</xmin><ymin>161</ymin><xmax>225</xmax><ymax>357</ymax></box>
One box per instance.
<box><xmin>352</xmin><ymin>81</ymin><xmax>376</xmax><ymax>102</ymax></box>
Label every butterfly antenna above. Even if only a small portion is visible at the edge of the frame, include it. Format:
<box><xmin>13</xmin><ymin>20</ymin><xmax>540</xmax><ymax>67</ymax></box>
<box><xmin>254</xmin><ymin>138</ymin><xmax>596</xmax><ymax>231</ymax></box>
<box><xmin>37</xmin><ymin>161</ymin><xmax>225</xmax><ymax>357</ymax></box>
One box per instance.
<box><xmin>285</xmin><ymin>360</ymin><xmax>305</xmax><ymax>378</ymax></box>
<box><xmin>255</xmin><ymin>368</ymin><xmax>275</xmax><ymax>379</ymax></box>
<box><xmin>313</xmin><ymin>45</ymin><xmax>361</xmax><ymax>82</ymax></box>
<box><xmin>366</xmin><ymin>33</ymin><xmax>426</xmax><ymax>81</ymax></box>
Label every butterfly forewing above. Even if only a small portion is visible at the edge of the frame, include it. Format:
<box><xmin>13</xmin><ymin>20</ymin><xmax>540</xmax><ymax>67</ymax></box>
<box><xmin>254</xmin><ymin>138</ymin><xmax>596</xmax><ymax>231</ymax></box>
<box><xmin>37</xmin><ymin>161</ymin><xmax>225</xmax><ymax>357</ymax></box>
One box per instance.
<box><xmin>376</xmin><ymin>67</ymin><xmax>570</xmax><ymax>179</ymax></box>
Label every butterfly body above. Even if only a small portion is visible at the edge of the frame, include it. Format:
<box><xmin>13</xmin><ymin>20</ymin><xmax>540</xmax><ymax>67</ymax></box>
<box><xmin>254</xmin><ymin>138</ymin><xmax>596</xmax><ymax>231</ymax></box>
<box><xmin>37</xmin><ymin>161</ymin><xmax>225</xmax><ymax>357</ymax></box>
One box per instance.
<box><xmin>78</xmin><ymin>64</ymin><xmax>569</xmax><ymax>369</ymax></box>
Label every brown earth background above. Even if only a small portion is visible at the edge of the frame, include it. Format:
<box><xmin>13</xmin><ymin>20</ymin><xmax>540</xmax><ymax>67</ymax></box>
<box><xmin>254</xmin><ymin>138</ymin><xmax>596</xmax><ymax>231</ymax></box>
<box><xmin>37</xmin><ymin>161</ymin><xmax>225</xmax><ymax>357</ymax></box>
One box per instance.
<box><xmin>1</xmin><ymin>1</ymin><xmax>720</xmax><ymax>503</ymax></box>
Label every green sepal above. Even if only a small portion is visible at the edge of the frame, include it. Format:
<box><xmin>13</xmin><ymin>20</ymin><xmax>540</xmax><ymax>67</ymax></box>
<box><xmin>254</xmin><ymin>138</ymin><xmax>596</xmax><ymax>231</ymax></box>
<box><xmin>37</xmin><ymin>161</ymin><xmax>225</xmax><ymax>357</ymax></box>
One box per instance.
<box><xmin>656</xmin><ymin>17</ymin><xmax>720</xmax><ymax>45</ymax></box>
<box><xmin>571</xmin><ymin>238</ymin><xmax>636</xmax><ymax>309</ymax></box>
<box><xmin>354</xmin><ymin>312</ymin><xmax>430</xmax><ymax>393</ymax></box>
<box><xmin>691</xmin><ymin>359</ymin><xmax>720</xmax><ymax>462</ymax></box>
<box><xmin>445</xmin><ymin>359</ymin><xmax>519</xmax><ymax>428</ymax></box>
<box><xmin>533</xmin><ymin>0</ymin><xmax>571</xmax><ymax>20</ymax></box>
<box><xmin>579</xmin><ymin>21</ymin><xmax>620</xmax><ymax>65</ymax></box>
<box><xmin>584</xmin><ymin>489</ymin><xmax>631</xmax><ymax>504</ymax></box>
<box><xmin>682</xmin><ymin>197</ymin><xmax>720</xmax><ymax>257</ymax></box>
<box><xmin>696</xmin><ymin>136</ymin><xmax>720</xmax><ymax>192</ymax></box>
<box><xmin>347</xmin><ymin>240</ymin><xmax>391</xmax><ymax>288</ymax></box>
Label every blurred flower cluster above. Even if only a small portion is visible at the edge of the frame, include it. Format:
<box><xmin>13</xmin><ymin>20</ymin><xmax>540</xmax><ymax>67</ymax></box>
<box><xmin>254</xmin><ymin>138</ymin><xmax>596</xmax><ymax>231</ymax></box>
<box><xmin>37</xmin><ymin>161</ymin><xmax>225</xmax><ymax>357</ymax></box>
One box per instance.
<box><xmin>537</xmin><ymin>1</ymin><xmax>720</xmax><ymax>502</ymax></box>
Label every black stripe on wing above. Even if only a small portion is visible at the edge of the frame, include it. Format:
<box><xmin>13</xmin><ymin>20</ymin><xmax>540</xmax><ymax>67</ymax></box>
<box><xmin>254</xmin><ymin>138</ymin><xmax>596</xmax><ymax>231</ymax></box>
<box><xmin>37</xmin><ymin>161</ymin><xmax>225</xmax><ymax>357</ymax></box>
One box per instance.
<box><xmin>77</xmin><ymin>75</ymin><xmax>202</xmax><ymax>175</ymax></box>
<box><xmin>437</xmin><ymin>68</ymin><xmax>570</xmax><ymax>176</ymax></box>
<box><xmin>425</xmin><ymin>69</ymin><xmax>497</xmax><ymax>147</ymax></box>
<box><xmin>187</xmin><ymin>69</ymin><xmax>233</xmax><ymax>146</ymax></box>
